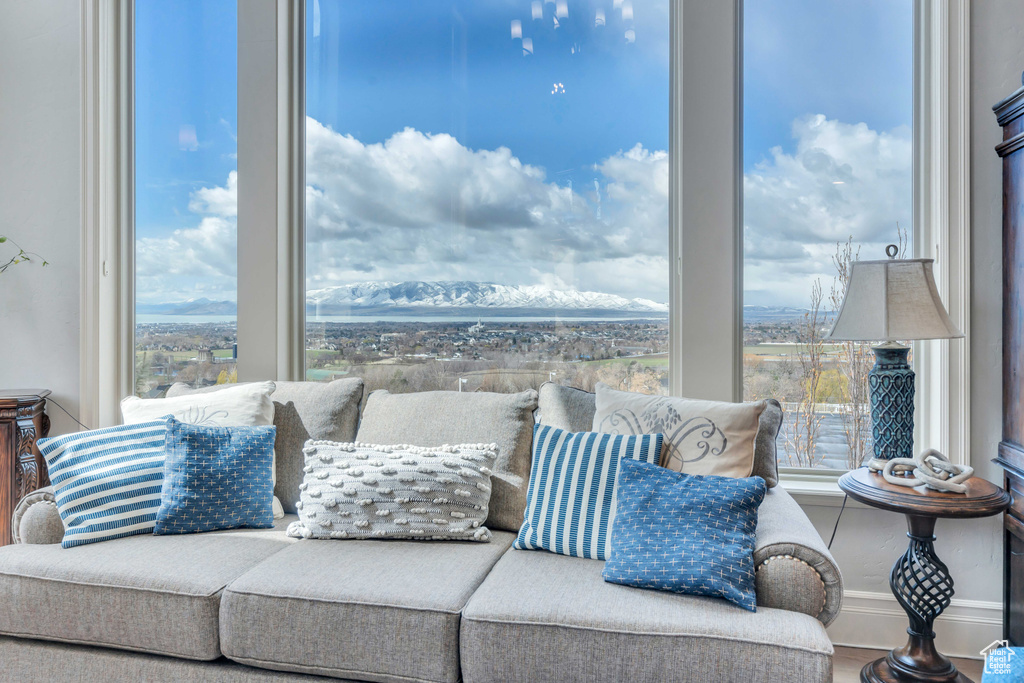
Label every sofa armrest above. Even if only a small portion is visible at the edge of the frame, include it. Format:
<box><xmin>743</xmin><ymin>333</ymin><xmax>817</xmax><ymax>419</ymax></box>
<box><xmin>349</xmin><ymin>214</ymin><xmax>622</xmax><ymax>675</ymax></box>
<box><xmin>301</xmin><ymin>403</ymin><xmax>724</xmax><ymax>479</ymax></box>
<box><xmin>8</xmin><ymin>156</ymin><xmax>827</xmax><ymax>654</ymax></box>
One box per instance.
<box><xmin>11</xmin><ymin>487</ymin><xmax>63</xmax><ymax>545</ymax></box>
<box><xmin>754</xmin><ymin>486</ymin><xmax>843</xmax><ymax>626</ymax></box>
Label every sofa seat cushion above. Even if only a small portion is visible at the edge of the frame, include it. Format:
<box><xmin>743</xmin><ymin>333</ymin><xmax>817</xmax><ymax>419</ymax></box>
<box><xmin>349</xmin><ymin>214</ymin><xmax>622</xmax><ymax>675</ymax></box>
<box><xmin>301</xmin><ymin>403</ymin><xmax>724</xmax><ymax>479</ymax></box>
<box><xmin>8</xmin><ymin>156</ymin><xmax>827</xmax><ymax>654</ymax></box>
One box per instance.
<box><xmin>460</xmin><ymin>549</ymin><xmax>834</xmax><ymax>683</ymax></box>
<box><xmin>0</xmin><ymin>636</ymin><xmax>337</xmax><ymax>683</ymax></box>
<box><xmin>220</xmin><ymin>531</ymin><xmax>516</xmax><ymax>683</ymax></box>
<box><xmin>0</xmin><ymin>515</ymin><xmax>297</xmax><ymax>661</ymax></box>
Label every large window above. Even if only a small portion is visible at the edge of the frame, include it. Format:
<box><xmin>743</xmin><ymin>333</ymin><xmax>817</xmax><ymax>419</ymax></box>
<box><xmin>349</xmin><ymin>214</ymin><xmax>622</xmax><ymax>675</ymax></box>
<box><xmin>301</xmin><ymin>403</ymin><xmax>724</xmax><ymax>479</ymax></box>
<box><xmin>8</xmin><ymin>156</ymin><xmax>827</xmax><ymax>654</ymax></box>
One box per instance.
<box><xmin>134</xmin><ymin>0</ymin><xmax>238</xmax><ymax>397</ymax></box>
<box><xmin>742</xmin><ymin>0</ymin><xmax>914</xmax><ymax>470</ymax></box>
<box><xmin>304</xmin><ymin>0</ymin><xmax>670</xmax><ymax>395</ymax></box>
<box><xmin>106</xmin><ymin>1</ymin><xmax>965</xmax><ymax>477</ymax></box>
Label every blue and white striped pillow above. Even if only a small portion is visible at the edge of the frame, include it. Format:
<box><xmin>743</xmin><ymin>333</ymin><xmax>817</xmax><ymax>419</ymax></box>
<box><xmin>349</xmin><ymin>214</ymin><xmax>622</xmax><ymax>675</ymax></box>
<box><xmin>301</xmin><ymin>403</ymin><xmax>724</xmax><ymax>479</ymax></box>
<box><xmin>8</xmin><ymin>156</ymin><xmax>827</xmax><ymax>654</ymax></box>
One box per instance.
<box><xmin>514</xmin><ymin>424</ymin><xmax>663</xmax><ymax>560</ymax></box>
<box><xmin>37</xmin><ymin>420</ymin><xmax>169</xmax><ymax>548</ymax></box>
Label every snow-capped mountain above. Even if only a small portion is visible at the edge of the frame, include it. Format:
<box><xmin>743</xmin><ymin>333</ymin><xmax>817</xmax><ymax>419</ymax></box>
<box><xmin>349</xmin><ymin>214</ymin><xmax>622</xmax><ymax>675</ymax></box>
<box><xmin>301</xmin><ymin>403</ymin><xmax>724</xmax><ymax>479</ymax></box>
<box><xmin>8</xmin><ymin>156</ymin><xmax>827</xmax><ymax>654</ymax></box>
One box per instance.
<box><xmin>305</xmin><ymin>281</ymin><xmax>669</xmax><ymax>316</ymax></box>
<box><xmin>137</xmin><ymin>298</ymin><xmax>238</xmax><ymax>315</ymax></box>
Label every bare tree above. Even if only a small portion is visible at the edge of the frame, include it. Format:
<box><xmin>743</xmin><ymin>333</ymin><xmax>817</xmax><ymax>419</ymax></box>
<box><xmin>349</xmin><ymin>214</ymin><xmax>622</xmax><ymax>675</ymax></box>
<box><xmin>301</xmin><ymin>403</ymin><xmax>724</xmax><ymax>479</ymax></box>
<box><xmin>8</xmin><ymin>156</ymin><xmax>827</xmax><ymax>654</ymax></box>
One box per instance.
<box><xmin>831</xmin><ymin>237</ymin><xmax>872</xmax><ymax>468</ymax></box>
<box><xmin>828</xmin><ymin>225</ymin><xmax>907</xmax><ymax>468</ymax></box>
<box><xmin>787</xmin><ymin>279</ymin><xmax>826</xmax><ymax>467</ymax></box>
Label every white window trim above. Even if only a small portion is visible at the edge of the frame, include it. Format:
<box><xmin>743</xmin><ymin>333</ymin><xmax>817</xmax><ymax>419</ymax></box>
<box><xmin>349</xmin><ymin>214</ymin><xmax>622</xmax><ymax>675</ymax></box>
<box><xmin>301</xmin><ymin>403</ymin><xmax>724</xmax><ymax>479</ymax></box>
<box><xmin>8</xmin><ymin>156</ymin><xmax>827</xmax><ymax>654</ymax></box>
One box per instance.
<box><xmin>914</xmin><ymin>0</ymin><xmax>971</xmax><ymax>472</ymax></box>
<box><xmin>81</xmin><ymin>0</ymin><xmax>134</xmax><ymax>428</ymax></box>
<box><xmin>236</xmin><ymin>0</ymin><xmax>305</xmax><ymax>383</ymax></box>
<box><xmin>82</xmin><ymin>0</ymin><xmax>970</xmax><ymax>487</ymax></box>
<box><xmin>670</xmin><ymin>0</ymin><xmax>743</xmax><ymax>403</ymax></box>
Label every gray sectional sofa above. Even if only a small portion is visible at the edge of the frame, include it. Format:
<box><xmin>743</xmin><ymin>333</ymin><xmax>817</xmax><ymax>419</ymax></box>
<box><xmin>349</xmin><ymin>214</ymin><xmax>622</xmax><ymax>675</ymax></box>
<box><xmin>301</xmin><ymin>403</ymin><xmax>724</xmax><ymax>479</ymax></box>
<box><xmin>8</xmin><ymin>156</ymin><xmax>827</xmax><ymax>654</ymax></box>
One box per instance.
<box><xmin>0</xmin><ymin>380</ymin><xmax>842</xmax><ymax>683</ymax></box>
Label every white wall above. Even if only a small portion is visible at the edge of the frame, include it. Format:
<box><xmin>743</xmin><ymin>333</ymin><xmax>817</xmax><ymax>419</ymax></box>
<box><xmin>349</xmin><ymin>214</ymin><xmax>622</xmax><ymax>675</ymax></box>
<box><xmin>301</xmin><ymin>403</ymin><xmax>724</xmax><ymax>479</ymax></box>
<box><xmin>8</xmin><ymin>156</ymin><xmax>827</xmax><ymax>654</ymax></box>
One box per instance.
<box><xmin>0</xmin><ymin>0</ymin><xmax>81</xmax><ymax>437</ymax></box>
<box><xmin>0</xmin><ymin>0</ymin><xmax>1022</xmax><ymax>658</ymax></box>
<box><xmin>814</xmin><ymin>0</ymin><xmax>1024</xmax><ymax>657</ymax></box>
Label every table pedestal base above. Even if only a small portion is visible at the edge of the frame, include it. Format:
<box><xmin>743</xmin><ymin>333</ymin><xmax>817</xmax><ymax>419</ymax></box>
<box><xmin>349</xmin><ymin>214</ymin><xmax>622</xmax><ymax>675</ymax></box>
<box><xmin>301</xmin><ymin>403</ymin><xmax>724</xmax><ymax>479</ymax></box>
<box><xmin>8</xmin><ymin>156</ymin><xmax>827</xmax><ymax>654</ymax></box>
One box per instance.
<box><xmin>861</xmin><ymin>658</ymin><xmax>971</xmax><ymax>683</ymax></box>
<box><xmin>861</xmin><ymin>643</ymin><xmax>972</xmax><ymax>683</ymax></box>
<box><xmin>860</xmin><ymin>514</ymin><xmax>973</xmax><ymax>683</ymax></box>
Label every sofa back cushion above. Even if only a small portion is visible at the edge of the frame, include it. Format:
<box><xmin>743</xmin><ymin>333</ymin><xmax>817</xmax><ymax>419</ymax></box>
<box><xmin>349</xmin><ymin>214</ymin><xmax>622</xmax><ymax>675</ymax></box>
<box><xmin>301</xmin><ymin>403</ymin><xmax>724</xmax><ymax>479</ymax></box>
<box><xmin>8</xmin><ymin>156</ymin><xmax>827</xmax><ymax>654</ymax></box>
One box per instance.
<box><xmin>356</xmin><ymin>389</ymin><xmax>538</xmax><ymax>532</ymax></box>
<box><xmin>166</xmin><ymin>379</ymin><xmax>363</xmax><ymax>513</ymax></box>
<box><xmin>537</xmin><ymin>381</ymin><xmax>783</xmax><ymax>487</ymax></box>
<box><xmin>535</xmin><ymin>382</ymin><xmax>597</xmax><ymax>432</ymax></box>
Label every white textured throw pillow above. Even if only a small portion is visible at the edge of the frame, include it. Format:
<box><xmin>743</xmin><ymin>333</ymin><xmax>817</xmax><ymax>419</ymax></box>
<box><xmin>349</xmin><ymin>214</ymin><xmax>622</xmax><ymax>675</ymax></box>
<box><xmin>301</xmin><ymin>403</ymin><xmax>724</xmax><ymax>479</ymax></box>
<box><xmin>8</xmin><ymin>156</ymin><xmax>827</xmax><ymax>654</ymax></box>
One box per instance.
<box><xmin>287</xmin><ymin>440</ymin><xmax>497</xmax><ymax>542</ymax></box>
<box><xmin>592</xmin><ymin>382</ymin><xmax>765</xmax><ymax>479</ymax></box>
<box><xmin>120</xmin><ymin>381</ymin><xmax>284</xmax><ymax>518</ymax></box>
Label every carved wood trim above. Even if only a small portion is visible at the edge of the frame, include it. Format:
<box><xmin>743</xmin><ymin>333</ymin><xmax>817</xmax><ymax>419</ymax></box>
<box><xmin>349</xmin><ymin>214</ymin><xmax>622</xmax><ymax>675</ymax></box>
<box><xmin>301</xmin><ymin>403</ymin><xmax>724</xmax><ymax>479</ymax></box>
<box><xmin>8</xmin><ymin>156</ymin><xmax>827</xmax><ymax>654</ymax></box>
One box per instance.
<box><xmin>0</xmin><ymin>392</ymin><xmax>50</xmax><ymax>546</ymax></box>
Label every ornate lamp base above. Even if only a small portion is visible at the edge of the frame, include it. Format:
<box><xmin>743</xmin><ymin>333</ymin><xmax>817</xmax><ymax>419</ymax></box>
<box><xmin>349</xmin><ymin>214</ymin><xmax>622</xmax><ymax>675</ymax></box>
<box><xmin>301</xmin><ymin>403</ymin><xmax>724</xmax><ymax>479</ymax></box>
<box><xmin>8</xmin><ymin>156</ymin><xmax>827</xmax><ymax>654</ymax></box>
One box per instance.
<box><xmin>868</xmin><ymin>343</ymin><xmax>916</xmax><ymax>472</ymax></box>
<box><xmin>861</xmin><ymin>514</ymin><xmax>970</xmax><ymax>683</ymax></box>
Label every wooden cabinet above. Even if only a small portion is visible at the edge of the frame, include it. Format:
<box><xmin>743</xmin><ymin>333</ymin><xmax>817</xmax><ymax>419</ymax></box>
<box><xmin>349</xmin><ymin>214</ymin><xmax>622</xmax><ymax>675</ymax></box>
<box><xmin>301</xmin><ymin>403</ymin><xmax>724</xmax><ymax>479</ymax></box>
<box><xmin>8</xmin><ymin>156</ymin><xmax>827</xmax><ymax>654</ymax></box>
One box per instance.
<box><xmin>995</xmin><ymin>74</ymin><xmax>1024</xmax><ymax>646</ymax></box>
<box><xmin>0</xmin><ymin>390</ymin><xmax>51</xmax><ymax>546</ymax></box>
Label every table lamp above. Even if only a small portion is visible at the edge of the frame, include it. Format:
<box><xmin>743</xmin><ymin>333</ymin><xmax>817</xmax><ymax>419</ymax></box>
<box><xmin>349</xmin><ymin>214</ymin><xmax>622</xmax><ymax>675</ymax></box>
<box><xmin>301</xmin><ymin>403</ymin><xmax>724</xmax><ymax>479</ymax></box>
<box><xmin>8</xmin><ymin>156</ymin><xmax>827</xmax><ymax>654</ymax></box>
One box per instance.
<box><xmin>826</xmin><ymin>245</ymin><xmax>963</xmax><ymax>472</ymax></box>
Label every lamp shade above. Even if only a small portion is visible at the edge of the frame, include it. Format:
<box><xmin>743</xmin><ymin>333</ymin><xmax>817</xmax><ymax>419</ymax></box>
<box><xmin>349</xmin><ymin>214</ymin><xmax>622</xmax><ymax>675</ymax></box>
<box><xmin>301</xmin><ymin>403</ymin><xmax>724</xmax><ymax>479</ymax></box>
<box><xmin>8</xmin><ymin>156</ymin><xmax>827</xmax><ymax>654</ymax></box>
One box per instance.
<box><xmin>827</xmin><ymin>257</ymin><xmax>963</xmax><ymax>342</ymax></box>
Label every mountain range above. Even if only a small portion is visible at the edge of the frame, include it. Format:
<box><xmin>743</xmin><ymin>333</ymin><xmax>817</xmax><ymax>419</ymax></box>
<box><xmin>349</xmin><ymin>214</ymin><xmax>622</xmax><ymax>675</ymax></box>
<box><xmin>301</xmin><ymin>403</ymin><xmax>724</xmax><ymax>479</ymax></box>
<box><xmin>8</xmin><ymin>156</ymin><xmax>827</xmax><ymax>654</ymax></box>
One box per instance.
<box><xmin>305</xmin><ymin>281</ymin><xmax>668</xmax><ymax>316</ymax></box>
<box><xmin>138</xmin><ymin>282</ymin><xmax>668</xmax><ymax>317</ymax></box>
<box><xmin>138</xmin><ymin>283</ymin><xmax>812</xmax><ymax>320</ymax></box>
<box><xmin>136</xmin><ymin>298</ymin><xmax>238</xmax><ymax>315</ymax></box>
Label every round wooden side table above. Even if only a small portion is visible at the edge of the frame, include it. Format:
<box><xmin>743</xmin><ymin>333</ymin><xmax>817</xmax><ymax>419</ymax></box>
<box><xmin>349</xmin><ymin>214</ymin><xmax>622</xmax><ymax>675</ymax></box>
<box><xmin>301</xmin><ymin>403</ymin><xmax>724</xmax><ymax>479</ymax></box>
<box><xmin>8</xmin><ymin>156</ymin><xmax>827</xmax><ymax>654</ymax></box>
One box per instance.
<box><xmin>838</xmin><ymin>467</ymin><xmax>1010</xmax><ymax>683</ymax></box>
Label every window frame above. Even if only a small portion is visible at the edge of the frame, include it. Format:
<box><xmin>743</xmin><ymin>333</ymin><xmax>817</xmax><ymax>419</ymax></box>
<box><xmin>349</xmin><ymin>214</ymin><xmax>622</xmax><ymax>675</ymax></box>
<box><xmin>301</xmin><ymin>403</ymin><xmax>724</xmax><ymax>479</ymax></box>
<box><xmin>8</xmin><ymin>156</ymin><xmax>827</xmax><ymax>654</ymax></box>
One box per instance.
<box><xmin>82</xmin><ymin>0</ymin><xmax>970</xmax><ymax>495</ymax></box>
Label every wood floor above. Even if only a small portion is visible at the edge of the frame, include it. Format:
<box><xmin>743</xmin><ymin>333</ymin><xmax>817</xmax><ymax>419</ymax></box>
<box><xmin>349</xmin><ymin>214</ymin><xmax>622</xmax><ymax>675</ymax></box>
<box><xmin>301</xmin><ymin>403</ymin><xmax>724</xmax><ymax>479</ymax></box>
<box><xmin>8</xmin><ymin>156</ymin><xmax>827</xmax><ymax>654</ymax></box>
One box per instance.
<box><xmin>834</xmin><ymin>647</ymin><xmax>984</xmax><ymax>682</ymax></box>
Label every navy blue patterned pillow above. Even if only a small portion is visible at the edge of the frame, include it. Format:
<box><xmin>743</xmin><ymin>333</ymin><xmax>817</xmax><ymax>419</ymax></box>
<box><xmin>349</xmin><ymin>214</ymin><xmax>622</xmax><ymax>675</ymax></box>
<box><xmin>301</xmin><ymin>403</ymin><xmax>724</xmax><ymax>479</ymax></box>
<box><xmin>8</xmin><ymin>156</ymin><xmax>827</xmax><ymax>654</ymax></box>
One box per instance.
<box><xmin>602</xmin><ymin>458</ymin><xmax>765</xmax><ymax>611</ymax></box>
<box><xmin>154</xmin><ymin>418</ymin><xmax>276</xmax><ymax>535</ymax></box>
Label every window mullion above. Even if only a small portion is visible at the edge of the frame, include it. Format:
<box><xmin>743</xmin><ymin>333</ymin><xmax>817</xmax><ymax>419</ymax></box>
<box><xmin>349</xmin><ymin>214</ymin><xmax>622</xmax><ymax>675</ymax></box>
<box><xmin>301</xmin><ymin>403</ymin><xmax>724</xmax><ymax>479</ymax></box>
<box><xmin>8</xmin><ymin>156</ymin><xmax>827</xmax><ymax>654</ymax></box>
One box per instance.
<box><xmin>673</xmin><ymin>0</ymin><xmax>743</xmax><ymax>402</ymax></box>
<box><xmin>81</xmin><ymin>0</ymin><xmax>134</xmax><ymax>427</ymax></box>
<box><xmin>277</xmin><ymin>0</ymin><xmax>306</xmax><ymax>382</ymax></box>
<box><xmin>237</xmin><ymin>0</ymin><xmax>304</xmax><ymax>383</ymax></box>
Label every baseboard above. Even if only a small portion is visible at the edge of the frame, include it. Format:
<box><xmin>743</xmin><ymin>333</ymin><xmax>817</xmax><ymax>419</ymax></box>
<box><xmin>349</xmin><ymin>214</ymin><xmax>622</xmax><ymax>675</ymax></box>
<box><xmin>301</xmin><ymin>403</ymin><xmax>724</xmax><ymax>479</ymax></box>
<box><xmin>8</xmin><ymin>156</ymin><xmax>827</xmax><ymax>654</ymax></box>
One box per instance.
<box><xmin>826</xmin><ymin>590</ymin><xmax>1001</xmax><ymax>659</ymax></box>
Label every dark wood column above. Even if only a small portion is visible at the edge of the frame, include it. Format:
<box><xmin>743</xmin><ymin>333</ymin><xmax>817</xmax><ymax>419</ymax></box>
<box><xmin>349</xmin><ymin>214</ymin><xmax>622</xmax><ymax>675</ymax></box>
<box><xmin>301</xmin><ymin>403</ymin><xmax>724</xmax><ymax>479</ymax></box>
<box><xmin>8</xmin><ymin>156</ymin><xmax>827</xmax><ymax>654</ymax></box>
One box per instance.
<box><xmin>0</xmin><ymin>390</ymin><xmax>51</xmax><ymax>546</ymax></box>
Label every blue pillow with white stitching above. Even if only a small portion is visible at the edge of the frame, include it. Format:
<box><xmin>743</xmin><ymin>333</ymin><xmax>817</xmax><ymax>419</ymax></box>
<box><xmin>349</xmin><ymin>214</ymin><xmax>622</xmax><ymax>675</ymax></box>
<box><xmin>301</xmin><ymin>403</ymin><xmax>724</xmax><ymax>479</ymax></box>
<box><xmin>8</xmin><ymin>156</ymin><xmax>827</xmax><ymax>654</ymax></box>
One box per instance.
<box><xmin>154</xmin><ymin>418</ymin><xmax>276</xmax><ymax>535</ymax></box>
<box><xmin>602</xmin><ymin>458</ymin><xmax>765</xmax><ymax>611</ymax></box>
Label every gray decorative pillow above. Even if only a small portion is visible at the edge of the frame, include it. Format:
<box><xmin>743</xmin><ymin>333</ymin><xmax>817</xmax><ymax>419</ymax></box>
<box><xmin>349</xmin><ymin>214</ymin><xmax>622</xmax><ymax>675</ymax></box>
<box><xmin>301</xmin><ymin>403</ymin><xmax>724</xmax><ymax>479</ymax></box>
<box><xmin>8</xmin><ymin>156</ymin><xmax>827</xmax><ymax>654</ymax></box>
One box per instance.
<box><xmin>287</xmin><ymin>440</ymin><xmax>498</xmax><ymax>542</ymax></box>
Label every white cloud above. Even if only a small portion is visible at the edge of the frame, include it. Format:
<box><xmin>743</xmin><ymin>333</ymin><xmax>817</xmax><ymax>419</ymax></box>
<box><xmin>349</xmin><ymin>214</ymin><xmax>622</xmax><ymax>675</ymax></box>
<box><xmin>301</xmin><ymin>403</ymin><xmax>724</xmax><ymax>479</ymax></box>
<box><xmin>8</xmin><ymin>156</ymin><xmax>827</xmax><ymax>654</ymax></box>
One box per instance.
<box><xmin>188</xmin><ymin>170</ymin><xmax>237</xmax><ymax>217</ymax></box>
<box><xmin>137</xmin><ymin>176</ymin><xmax>238</xmax><ymax>303</ymax></box>
<box><xmin>137</xmin><ymin>123</ymin><xmax>670</xmax><ymax>304</ymax></box>
<box><xmin>304</xmin><ymin>118</ymin><xmax>669</xmax><ymax>302</ymax></box>
<box><xmin>137</xmin><ymin>114</ymin><xmax>908</xmax><ymax>310</ymax></box>
<box><xmin>743</xmin><ymin>115</ymin><xmax>912</xmax><ymax>307</ymax></box>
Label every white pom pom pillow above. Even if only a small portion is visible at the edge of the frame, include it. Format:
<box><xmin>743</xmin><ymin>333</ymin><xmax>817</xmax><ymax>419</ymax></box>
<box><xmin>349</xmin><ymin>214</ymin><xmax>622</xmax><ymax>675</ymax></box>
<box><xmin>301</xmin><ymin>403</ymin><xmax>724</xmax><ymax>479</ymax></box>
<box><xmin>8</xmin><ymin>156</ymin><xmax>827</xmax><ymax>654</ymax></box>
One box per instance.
<box><xmin>287</xmin><ymin>441</ymin><xmax>498</xmax><ymax>542</ymax></box>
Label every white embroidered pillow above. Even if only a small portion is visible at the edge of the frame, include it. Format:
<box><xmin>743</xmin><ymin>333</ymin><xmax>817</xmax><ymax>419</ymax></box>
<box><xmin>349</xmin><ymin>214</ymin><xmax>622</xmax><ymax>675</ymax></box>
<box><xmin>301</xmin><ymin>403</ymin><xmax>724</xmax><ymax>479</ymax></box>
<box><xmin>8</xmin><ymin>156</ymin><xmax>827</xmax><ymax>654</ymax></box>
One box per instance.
<box><xmin>592</xmin><ymin>382</ymin><xmax>765</xmax><ymax>479</ymax></box>
<box><xmin>120</xmin><ymin>381</ymin><xmax>284</xmax><ymax>517</ymax></box>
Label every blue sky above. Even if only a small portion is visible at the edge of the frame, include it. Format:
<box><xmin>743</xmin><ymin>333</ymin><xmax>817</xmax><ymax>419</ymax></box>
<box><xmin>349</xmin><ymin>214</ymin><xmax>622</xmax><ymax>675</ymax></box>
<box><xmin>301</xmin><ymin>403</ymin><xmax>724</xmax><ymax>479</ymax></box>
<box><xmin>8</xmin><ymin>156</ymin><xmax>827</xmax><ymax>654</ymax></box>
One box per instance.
<box><xmin>135</xmin><ymin>0</ymin><xmax>237</xmax><ymax>235</ymax></box>
<box><xmin>134</xmin><ymin>0</ymin><xmax>912</xmax><ymax>309</ymax></box>
<box><xmin>743</xmin><ymin>0</ymin><xmax>912</xmax><ymax>171</ymax></box>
